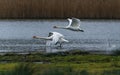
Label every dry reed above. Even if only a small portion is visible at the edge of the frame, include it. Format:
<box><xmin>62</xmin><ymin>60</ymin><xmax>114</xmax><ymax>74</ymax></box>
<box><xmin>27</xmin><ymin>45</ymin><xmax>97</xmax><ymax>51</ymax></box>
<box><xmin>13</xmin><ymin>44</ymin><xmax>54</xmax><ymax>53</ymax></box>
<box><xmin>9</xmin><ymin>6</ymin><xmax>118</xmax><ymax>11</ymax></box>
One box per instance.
<box><xmin>0</xmin><ymin>0</ymin><xmax>120</xmax><ymax>19</ymax></box>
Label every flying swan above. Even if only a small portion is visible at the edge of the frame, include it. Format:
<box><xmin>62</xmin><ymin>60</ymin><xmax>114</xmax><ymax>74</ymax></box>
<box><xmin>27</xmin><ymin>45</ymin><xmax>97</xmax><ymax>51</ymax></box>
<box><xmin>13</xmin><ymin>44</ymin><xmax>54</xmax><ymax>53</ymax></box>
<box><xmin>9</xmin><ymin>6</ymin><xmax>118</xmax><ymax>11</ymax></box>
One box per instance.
<box><xmin>33</xmin><ymin>32</ymin><xmax>69</xmax><ymax>47</ymax></box>
<box><xmin>53</xmin><ymin>18</ymin><xmax>84</xmax><ymax>32</ymax></box>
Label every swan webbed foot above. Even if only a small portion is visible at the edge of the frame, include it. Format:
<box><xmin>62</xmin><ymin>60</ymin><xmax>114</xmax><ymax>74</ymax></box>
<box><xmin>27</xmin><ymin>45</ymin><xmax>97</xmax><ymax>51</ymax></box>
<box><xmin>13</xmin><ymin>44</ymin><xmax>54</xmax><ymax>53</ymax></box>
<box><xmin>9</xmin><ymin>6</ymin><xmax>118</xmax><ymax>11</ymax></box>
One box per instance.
<box><xmin>55</xmin><ymin>43</ymin><xmax>63</xmax><ymax>49</ymax></box>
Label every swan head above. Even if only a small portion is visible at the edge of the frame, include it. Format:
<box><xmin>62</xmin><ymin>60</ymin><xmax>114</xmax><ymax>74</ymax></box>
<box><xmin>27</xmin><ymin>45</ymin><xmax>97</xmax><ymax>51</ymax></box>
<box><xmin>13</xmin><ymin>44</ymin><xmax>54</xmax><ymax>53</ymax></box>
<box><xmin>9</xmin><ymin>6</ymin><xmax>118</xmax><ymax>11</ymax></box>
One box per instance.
<box><xmin>48</xmin><ymin>32</ymin><xmax>53</xmax><ymax>37</ymax></box>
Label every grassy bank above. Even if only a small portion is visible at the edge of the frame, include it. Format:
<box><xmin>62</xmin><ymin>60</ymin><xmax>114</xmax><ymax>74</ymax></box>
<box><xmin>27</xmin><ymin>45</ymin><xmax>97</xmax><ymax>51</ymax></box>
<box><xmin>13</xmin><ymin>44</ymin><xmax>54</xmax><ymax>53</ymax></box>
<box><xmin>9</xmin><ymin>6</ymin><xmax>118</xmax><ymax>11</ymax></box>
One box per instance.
<box><xmin>0</xmin><ymin>0</ymin><xmax>120</xmax><ymax>19</ymax></box>
<box><xmin>0</xmin><ymin>50</ymin><xmax>120</xmax><ymax>75</ymax></box>
<box><xmin>0</xmin><ymin>62</ymin><xmax>120</xmax><ymax>75</ymax></box>
<box><xmin>0</xmin><ymin>50</ymin><xmax>120</xmax><ymax>63</ymax></box>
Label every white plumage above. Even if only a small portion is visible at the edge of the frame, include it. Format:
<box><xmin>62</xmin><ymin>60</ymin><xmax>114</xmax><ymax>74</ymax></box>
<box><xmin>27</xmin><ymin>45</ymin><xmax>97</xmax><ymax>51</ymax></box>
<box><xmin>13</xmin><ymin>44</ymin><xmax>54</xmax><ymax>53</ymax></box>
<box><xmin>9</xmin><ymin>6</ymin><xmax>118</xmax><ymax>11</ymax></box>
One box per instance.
<box><xmin>53</xmin><ymin>18</ymin><xmax>84</xmax><ymax>32</ymax></box>
<box><xmin>33</xmin><ymin>32</ymin><xmax>69</xmax><ymax>47</ymax></box>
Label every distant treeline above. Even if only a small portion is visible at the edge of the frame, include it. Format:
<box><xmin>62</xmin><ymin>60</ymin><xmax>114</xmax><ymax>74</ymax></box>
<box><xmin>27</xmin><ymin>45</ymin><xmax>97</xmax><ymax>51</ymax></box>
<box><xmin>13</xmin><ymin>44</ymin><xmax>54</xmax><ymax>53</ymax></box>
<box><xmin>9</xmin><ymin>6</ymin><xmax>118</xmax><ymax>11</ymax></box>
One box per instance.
<box><xmin>0</xmin><ymin>0</ymin><xmax>120</xmax><ymax>19</ymax></box>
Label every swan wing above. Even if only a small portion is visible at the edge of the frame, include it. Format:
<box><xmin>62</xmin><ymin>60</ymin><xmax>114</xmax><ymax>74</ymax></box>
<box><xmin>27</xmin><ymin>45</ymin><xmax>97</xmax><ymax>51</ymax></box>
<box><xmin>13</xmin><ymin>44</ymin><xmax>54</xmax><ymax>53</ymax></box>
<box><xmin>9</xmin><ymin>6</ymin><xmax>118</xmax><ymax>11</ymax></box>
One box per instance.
<box><xmin>46</xmin><ymin>32</ymin><xmax>60</xmax><ymax>46</ymax></box>
<box><xmin>52</xmin><ymin>35</ymin><xmax>59</xmax><ymax>44</ymax></box>
<box><xmin>52</xmin><ymin>32</ymin><xmax>64</xmax><ymax>44</ymax></box>
<box><xmin>67</xmin><ymin>18</ymin><xmax>72</xmax><ymax>27</ymax></box>
<box><xmin>33</xmin><ymin>36</ymin><xmax>52</xmax><ymax>40</ymax></box>
<box><xmin>46</xmin><ymin>32</ymin><xmax>59</xmax><ymax>46</ymax></box>
<box><xmin>70</xmin><ymin>18</ymin><xmax>81</xmax><ymax>28</ymax></box>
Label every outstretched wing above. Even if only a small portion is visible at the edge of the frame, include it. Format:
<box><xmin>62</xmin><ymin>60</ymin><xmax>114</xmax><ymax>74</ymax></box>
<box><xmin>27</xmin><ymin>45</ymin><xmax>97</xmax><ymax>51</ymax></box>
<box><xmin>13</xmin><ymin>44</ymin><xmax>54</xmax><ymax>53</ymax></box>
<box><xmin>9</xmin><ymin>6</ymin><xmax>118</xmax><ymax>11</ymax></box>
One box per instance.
<box><xmin>67</xmin><ymin>18</ymin><xmax>72</xmax><ymax>27</ymax></box>
<box><xmin>52</xmin><ymin>35</ymin><xmax>59</xmax><ymax>44</ymax></box>
<box><xmin>52</xmin><ymin>32</ymin><xmax>64</xmax><ymax>44</ymax></box>
<box><xmin>70</xmin><ymin>18</ymin><xmax>81</xmax><ymax>28</ymax></box>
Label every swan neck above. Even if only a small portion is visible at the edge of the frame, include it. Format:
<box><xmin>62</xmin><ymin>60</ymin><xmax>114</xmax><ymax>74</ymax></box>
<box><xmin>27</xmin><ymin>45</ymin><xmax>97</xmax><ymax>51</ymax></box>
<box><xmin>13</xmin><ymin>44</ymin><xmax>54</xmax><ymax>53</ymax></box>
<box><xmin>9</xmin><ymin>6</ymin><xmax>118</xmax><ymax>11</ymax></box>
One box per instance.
<box><xmin>35</xmin><ymin>36</ymin><xmax>49</xmax><ymax>40</ymax></box>
<box><xmin>56</xmin><ymin>26</ymin><xmax>66</xmax><ymax>29</ymax></box>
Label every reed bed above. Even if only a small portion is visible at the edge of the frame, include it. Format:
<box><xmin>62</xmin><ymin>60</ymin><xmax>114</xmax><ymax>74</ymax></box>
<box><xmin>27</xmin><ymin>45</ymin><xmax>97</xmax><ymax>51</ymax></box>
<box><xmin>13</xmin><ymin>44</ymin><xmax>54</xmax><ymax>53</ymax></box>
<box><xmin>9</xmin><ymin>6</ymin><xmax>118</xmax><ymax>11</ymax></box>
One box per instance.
<box><xmin>0</xmin><ymin>0</ymin><xmax>120</xmax><ymax>19</ymax></box>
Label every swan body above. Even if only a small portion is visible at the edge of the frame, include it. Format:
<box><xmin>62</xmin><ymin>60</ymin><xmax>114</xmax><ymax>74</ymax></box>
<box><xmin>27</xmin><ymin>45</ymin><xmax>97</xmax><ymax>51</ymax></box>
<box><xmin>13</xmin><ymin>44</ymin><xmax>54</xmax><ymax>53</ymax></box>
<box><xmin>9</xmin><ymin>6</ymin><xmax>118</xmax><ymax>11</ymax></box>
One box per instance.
<box><xmin>33</xmin><ymin>32</ymin><xmax>69</xmax><ymax>47</ymax></box>
<box><xmin>53</xmin><ymin>18</ymin><xmax>84</xmax><ymax>32</ymax></box>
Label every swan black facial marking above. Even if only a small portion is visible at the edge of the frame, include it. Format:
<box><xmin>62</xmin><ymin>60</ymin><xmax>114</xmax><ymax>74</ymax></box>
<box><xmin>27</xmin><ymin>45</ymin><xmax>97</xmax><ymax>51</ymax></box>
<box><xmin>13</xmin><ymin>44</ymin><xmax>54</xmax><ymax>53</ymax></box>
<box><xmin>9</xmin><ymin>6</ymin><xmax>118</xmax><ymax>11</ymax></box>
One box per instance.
<box><xmin>48</xmin><ymin>32</ymin><xmax>53</xmax><ymax>37</ymax></box>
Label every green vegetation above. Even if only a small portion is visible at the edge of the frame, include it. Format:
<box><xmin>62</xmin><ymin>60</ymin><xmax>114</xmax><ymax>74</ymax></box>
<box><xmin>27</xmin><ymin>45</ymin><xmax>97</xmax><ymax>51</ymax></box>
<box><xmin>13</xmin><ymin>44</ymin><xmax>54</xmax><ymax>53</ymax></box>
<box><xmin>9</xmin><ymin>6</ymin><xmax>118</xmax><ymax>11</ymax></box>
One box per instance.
<box><xmin>0</xmin><ymin>0</ymin><xmax>120</xmax><ymax>19</ymax></box>
<box><xmin>0</xmin><ymin>50</ymin><xmax>120</xmax><ymax>63</ymax></box>
<box><xmin>0</xmin><ymin>63</ymin><xmax>120</xmax><ymax>75</ymax></box>
<box><xmin>0</xmin><ymin>63</ymin><xmax>33</xmax><ymax>75</ymax></box>
<box><xmin>0</xmin><ymin>50</ymin><xmax>120</xmax><ymax>75</ymax></box>
<box><xmin>102</xmin><ymin>70</ymin><xmax>120</xmax><ymax>75</ymax></box>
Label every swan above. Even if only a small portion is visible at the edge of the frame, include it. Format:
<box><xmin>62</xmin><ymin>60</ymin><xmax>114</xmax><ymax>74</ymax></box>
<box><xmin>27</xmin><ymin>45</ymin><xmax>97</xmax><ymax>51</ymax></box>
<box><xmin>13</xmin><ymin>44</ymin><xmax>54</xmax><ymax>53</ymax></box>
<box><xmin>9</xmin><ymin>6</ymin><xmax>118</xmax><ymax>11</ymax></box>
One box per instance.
<box><xmin>33</xmin><ymin>32</ymin><xmax>69</xmax><ymax>47</ymax></box>
<box><xmin>53</xmin><ymin>18</ymin><xmax>84</xmax><ymax>32</ymax></box>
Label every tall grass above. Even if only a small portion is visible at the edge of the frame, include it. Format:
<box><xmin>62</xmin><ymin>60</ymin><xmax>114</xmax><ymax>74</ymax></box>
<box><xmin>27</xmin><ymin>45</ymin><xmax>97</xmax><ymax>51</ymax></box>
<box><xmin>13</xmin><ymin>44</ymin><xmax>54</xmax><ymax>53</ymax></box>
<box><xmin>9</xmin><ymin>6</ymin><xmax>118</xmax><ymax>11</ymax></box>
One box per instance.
<box><xmin>0</xmin><ymin>63</ymin><xmax>33</xmax><ymax>75</ymax></box>
<box><xmin>0</xmin><ymin>63</ymin><xmax>120</xmax><ymax>75</ymax></box>
<box><xmin>0</xmin><ymin>64</ymin><xmax>89</xmax><ymax>75</ymax></box>
<box><xmin>0</xmin><ymin>0</ymin><xmax>120</xmax><ymax>19</ymax></box>
<box><xmin>41</xmin><ymin>67</ymin><xmax>90</xmax><ymax>75</ymax></box>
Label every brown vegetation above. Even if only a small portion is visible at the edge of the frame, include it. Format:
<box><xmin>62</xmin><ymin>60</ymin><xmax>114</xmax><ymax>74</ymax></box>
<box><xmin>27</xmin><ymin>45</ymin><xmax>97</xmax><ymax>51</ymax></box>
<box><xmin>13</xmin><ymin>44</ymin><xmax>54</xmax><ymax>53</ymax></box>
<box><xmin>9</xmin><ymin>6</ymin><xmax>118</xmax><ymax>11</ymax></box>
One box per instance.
<box><xmin>0</xmin><ymin>0</ymin><xmax>120</xmax><ymax>19</ymax></box>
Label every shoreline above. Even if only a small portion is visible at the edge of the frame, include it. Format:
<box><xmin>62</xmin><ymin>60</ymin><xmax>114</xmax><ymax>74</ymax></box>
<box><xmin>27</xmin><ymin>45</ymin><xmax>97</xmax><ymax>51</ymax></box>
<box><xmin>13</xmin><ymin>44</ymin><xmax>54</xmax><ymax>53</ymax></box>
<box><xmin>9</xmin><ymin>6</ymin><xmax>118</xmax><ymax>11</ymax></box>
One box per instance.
<box><xmin>0</xmin><ymin>50</ymin><xmax>119</xmax><ymax>62</ymax></box>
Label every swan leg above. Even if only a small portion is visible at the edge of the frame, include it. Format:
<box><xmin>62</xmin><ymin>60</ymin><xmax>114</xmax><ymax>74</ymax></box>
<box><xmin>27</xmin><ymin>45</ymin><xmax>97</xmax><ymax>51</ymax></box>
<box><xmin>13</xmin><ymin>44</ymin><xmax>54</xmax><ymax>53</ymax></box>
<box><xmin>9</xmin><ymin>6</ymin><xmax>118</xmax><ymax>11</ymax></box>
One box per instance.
<box><xmin>55</xmin><ymin>42</ymin><xmax>58</xmax><ymax>45</ymax></box>
<box><xmin>55</xmin><ymin>43</ymin><xmax>62</xmax><ymax>48</ymax></box>
<box><xmin>59</xmin><ymin>43</ymin><xmax>63</xmax><ymax>48</ymax></box>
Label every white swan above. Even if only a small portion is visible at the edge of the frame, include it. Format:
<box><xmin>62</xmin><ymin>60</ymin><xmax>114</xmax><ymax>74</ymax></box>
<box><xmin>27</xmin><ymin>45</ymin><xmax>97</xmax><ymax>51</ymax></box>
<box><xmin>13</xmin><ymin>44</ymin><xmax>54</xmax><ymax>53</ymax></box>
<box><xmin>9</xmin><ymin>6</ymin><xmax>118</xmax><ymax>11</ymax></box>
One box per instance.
<box><xmin>33</xmin><ymin>32</ymin><xmax>69</xmax><ymax>47</ymax></box>
<box><xmin>53</xmin><ymin>18</ymin><xmax>84</xmax><ymax>32</ymax></box>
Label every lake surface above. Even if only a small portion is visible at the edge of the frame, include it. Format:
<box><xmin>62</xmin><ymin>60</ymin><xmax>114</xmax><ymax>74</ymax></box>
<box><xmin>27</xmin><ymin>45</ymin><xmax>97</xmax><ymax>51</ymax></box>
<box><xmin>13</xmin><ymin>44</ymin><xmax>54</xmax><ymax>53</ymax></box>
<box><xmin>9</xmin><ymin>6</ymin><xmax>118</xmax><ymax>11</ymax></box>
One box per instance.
<box><xmin>0</xmin><ymin>19</ymin><xmax>120</xmax><ymax>54</ymax></box>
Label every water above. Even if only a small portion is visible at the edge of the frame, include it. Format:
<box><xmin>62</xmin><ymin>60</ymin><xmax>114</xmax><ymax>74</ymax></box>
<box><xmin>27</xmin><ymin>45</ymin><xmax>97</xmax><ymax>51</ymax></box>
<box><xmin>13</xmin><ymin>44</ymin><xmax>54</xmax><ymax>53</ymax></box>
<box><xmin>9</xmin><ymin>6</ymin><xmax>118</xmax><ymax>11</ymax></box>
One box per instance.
<box><xmin>0</xmin><ymin>19</ymin><xmax>120</xmax><ymax>54</ymax></box>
